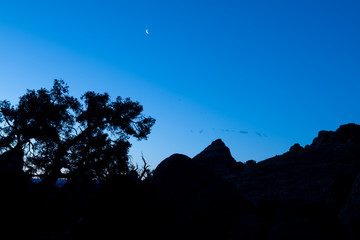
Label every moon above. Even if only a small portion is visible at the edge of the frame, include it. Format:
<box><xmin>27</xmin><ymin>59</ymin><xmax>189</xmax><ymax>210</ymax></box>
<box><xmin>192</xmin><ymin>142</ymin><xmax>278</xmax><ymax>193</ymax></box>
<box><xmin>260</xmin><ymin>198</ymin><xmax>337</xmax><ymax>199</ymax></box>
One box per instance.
<box><xmin>145</xmin><ymin>29</ymin><xmax>149</xmax><ymax>35</ymax></box>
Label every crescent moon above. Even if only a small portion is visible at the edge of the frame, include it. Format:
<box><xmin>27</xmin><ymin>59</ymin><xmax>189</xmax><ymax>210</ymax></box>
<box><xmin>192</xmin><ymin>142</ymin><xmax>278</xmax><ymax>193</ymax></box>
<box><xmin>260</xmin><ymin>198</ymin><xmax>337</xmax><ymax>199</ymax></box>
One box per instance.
<box><xmin>146</xmin><ymin>29</ymin><xmax>149</xmax><ymax>35</ymax></box>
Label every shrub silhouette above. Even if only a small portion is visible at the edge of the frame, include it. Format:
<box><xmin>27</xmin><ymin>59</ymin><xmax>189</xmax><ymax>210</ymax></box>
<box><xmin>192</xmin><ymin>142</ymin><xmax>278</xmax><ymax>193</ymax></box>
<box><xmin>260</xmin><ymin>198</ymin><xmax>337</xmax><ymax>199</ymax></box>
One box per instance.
<box><xmin>245</xmin><ymin>159</ymin><xmax>257</xmax><ymax>168</ymax></box>
<box><xmin>0</xmin><ymin>79</ymin><xmax>155</xmax><ymax>184</ymax></box>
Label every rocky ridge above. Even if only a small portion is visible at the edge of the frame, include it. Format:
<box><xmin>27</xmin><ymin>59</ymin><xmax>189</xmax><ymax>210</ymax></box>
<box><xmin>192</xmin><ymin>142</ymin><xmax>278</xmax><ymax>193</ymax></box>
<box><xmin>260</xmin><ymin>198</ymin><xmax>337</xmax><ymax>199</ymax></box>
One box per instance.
<box><xmin>152</xmin><ymin>123</ymin><xmax>360</xmax><ymax>240</ymax></box>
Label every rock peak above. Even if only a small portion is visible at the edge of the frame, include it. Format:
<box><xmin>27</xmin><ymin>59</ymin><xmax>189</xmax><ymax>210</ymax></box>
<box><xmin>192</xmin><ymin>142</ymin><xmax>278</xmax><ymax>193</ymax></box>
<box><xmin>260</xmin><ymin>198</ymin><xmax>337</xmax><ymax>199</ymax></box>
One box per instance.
<box><xmin>194</xmin><ymin>139</ymin><xmax>232</xmax><ymax>159</ymax></box>
<box><xmin>212</xmin><ymin>138</ymin><xmax>226</xmax><ymax>145</ymax></box>
<box><xmin>202</xmin><ymin>139</ymin><xmax>227</xmax><ymax>151</ymax></box>
<box><xmin>193</xmin><ymin>139</ymin><xmax>236</xmax><ymax>175</ymax></box>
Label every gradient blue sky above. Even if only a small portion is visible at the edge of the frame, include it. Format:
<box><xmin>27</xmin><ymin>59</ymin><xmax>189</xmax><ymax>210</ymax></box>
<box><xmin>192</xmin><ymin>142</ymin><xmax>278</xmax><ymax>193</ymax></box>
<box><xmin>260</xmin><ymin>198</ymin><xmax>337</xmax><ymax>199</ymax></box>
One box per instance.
<box><xmin>1</xmin><ymin>0</ymin><xmax>359</xmax><ymax>169</ymax></box>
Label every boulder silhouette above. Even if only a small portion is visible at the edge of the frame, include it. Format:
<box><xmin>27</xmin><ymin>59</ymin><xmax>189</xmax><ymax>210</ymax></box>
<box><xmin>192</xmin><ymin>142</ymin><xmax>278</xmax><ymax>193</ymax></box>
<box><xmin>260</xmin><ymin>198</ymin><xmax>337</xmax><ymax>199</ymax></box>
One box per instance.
<box><xmin>289</xmin><ymin>143</ymin><xmax>304</xmax><ymax>152</ymax></box>
<box><xmin>152</xmin><ymin>154</ymin><xmax>210</xmax><ymax>203</ymax></box>
<box><xmin>152</xmin><ymin>152</ymin><xmax>242</xmax><ymax>239</ymax></box>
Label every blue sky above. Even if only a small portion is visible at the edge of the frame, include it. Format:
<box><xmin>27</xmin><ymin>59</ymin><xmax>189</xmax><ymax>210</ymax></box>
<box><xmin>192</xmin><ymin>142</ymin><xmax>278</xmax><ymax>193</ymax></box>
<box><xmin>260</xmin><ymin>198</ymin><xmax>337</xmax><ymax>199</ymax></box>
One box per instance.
<box><xmin>1</xmin><ymin>1</ymin><xmax>359</xmax><ymax>169</ymax></box>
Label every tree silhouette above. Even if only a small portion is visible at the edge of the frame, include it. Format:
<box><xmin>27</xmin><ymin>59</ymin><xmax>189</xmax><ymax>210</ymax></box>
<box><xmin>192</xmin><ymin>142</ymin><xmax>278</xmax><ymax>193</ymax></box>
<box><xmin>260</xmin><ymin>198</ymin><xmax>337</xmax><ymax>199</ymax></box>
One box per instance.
<box><xmin>0</xmin><ymin>79</ymin><xmax>155</xmax><ymax>183</ymax></box>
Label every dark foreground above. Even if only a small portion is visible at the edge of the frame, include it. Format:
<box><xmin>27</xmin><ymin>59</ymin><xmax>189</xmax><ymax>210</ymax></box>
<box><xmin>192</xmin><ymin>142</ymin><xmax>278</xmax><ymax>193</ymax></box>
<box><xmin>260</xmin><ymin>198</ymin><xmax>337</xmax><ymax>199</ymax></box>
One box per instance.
<box><xmin>2</xmin><ymin>123</ymin><xmax>360</xmax><ymax>240</ymax></box>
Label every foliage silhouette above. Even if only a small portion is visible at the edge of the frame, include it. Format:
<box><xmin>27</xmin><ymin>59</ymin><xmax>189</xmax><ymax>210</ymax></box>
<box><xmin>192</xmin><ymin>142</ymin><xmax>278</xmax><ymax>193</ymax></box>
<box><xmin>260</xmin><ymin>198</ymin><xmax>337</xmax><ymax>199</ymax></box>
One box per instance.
<box><xmin>0</xmin><ymin>79</ymin><xmax>155</xmax><ymax>183</ymax></box>
<box><xmin>245</xmin><ymin>159</ymin><xmax>257</xmax><ymax>168</ymax></box>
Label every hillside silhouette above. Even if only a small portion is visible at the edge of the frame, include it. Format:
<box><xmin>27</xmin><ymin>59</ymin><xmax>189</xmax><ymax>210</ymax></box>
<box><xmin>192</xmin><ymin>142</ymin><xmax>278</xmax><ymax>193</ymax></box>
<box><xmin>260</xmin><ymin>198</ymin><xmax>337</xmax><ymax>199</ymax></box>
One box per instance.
<box><xmin>1</xmin><ymin>82</ymin><xmax>360</xmax><ymax>239</ymax></box>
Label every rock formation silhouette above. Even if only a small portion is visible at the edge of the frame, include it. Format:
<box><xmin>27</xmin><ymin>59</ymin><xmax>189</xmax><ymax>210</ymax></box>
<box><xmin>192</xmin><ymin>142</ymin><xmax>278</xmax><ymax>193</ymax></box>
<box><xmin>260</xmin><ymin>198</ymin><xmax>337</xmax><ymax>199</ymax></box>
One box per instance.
<box><xmin>152</xmin><ymin>153</ymin><xmax>241</xmax><ymax>239</ymax></box>
<box><xmin>193</xmin><ymin>139</ymin><xmax>237</xmax><ymax>175</ymax></box>
<box><xmin>152</xmin><ymin>123</ymin><xmax>360</xmax><ymax>240</ymax></box>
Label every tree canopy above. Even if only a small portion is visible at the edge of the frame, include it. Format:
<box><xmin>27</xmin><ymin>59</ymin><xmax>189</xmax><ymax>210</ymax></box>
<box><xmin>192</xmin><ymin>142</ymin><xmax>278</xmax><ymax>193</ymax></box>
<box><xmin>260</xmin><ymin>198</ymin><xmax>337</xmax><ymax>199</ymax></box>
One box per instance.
<box><xmin>0</xmin><ymin>79</ymin><xmax>155</xmax><ymax>183</ymax></box>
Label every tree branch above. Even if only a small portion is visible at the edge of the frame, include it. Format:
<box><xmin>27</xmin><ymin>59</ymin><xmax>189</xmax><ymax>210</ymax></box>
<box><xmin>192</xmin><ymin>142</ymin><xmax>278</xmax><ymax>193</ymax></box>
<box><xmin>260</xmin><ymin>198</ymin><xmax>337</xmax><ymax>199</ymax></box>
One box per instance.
<box><xmin>1</xmin><ymin>111</ymin><xmax>15</xmax><ymax>129</ymax></box>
